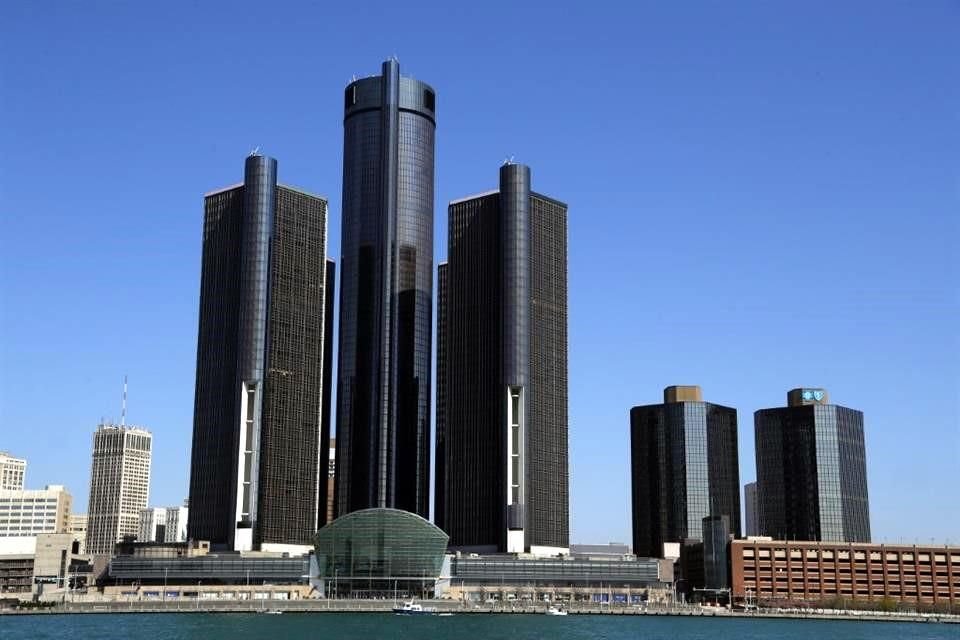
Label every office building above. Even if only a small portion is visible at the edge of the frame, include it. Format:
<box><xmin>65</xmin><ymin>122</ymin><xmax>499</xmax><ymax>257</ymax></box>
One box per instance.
<box><xmin>140</xmin><ymin>503</ymin><xmax>188</xmax><ymax>543</ymax></box>
<box><xmin>436</xmin><ymin>163</ymin><xmax>569</xmax><ymax>555</ymax></box>
<box><xmin>754</xmin><ymin>388</ymin><xmax>870</xmax><ymax>542</ymax></box>
<box><xmin>335</xmin><ymin>59</ymin><xmax>436</xmax><ymax>519</ymax></box>
<box><xmin>0</xmin><ymin>533</ymin><xmax>92</xmax><ymax>595</ymax></box>
<box><xmin>68</xmin><ymin>514</ymin><xmax>87</xmax><ymax>554</ymax></box>
<box><xmin>188</xmin><ymin>154</ymin><xmax>333</xmax><ymax>552</ymax></box>
<box><xmin>86</xmin><ymin>424</ymin><xmax>152</xmax><ymax>555</ymax></box>
<box><xmin>0</xmin><ymin>452</ymin><xmax>26</xmax><ymax>490</ymax></box>
<box><xmin>732</xmin><ymin>539</ymin><xmax>959</xmax><ymax>608</ymax></box>
<box><xmin>630</xmin><ymin>386</ymin><xmax>741</xmax><ymax>558</ymax></box>
<box><xmin>0</xmin><ymin>485</ymin><xmax>71</xmax><ymax>537</ymax></box>
<box><xmin>744</xmin><ymin>481</ymin><xmax>758</xmax><ymax>536</ymax></box>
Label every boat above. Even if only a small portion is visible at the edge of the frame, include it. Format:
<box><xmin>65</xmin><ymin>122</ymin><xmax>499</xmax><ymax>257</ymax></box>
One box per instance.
<box><xmin>393</xmin><ymin>600</ymin><xmax>438</xmax><ymax>615</ymax></box>
<box><xmin>545</xmin><ymin>605</ymin><xmax>568</xmax><ymax>616</ymax></box>
<box><xmin>258</xmin><ymin>609</ymin><xmax>283</xmax><ymax>615</ymax></box>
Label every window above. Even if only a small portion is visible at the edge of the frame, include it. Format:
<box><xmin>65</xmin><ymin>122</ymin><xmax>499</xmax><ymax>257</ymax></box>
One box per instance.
<box><xmin>423</xmin><ymin>89</ymin><xmax>435</xmax><ymax>111</ymax></box>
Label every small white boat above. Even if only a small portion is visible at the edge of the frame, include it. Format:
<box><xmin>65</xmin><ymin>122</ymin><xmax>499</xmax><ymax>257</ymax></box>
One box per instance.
<box><xmin>393</xmin><ymin>600</ymin><xmax>437</xmax><ymax>615</ymax></box>
<box><xmin>258</xmin><ymin>609</ymin><xmax>283</xmax><ymax>615</ymax></box>
<box><xmin>546</xmin><ymin>605</ymin><xmax>568</xmax><ymax>616</ymax></box>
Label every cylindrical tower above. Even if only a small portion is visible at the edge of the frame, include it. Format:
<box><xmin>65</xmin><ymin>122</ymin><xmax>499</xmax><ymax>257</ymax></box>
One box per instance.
<box><xmin>233</xmin><ymin>153</ymin><xmax>276</xmax><ymax>548</ymax></box>
<box><xmin>336</xmin><ymin>60</ymin><xmax>436</xmax><ymax>518</ymax></box>
<box><xmin>500</xmin><ymin>162</ymin><xmax>531</xmax><ymax>552</ymax></box>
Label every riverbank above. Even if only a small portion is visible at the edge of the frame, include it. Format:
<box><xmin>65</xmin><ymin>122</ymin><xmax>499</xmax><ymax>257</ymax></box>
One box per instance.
<box><xmin>2</xmin><ymin>599</ymin><xmax>957</xmax><ymax>624</ymax></box>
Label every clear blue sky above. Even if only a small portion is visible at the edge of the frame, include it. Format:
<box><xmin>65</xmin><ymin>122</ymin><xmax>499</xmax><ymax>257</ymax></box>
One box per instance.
<box><xmin>1</xmin><ymin>2</ymin><xmax>957</xmax><ymax>545</ymax></box>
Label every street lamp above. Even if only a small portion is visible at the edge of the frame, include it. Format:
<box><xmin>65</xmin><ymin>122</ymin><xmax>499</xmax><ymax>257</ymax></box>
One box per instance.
<box><xmin>163</xmin><ymin>568</ymin><xmax>168</xmax><ymax>602</ymax></box>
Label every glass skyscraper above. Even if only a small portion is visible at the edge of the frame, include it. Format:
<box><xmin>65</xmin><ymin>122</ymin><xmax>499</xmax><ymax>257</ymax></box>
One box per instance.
<box><xmin>187</xmin><ymin>154</ymin><xmax>333</xmax><ymax>551</ymax></box>
<box><xmin>754</xmin><ymin>388</ymin><xmax>871</xmax><ymax>542</ymax></box>
<box><xmin>630</xmin><ymin>386</ymin><xmax>741</xmax><ymax>558</ymax></box>
<box><xmin>335</xmin><ymin>59</ymin><xmax>435</xmax><ymax>519</ymax></box>
<box><xmin>436</xmin><ymin>163</ymin><xmax>569</xmax><ymax>554</ymax></box>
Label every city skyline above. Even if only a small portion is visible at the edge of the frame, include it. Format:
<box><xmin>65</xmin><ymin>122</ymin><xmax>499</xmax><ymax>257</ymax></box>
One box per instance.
<box><xmin>1</xmin><ymin>2</ymin><xmax>957</xmax><ymax>545</ymax></box>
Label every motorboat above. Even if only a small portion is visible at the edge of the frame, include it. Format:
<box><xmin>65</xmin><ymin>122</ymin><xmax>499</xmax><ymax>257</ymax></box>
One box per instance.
<box><xmin>546</xmin><ymin>605</ymin><xmax>568</xmax><ymax>616</ymax></box>
<box><xmin>393</xmin><ymin>600</ymin><xmax>437</xmax><ymax>615</ymax></box>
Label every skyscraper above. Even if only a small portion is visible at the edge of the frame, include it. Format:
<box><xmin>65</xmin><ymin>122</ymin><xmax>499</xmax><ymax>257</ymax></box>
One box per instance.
<box><xmin>436</xmin><ymin>163</ymin><xmax>569</xmax><ymax>555</ymax></box>
<box><xmin>335</xmin><ymin>59</ymin><xmax>435</xmax><ymax>519</ymax></box>
<box><xmin>630</xmin><ymin>386</ymin><xmax>741</xmax><ymax>558</ymax></box>
<box><xmin>86</xmin><ymin>424</ymin><xmax>152</xmax><ymax>555</ymax></box>
<box><xmin>754</xmin><ymin>388</ymin><xmax>870</xmax><ymax>542</ymax></box>
<box><xmin>139</xmin><ymin>503</ymin><xmax>188</xmax><ymax>543</ymax></box>
<box><xmin>187</xmin><ymin>154</ymin><xmax>333</xmax><ymax>552</ymax></box>
<box><xmin>744</xmin><ymin>481</ymin><xmax>758</xmax><ymax>536</ymax></box>
<box><xmin>0</xmin><ymin>452</ymin><xmax>26</xmax><ymax>490</ymax></box>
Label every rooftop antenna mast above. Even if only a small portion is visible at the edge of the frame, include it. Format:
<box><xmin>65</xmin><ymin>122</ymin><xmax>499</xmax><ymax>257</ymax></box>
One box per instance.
<box><xmin>121</xmin><ymin>375</ymin><xmax>128</xmax><ymax>426</ymax></box>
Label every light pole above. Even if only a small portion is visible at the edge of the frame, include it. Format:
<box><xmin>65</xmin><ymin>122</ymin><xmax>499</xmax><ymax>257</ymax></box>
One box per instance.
<box><xmin>163</xmin><ymin>568</ymin><xmax>168</xmax><ymax>603</ymax></box>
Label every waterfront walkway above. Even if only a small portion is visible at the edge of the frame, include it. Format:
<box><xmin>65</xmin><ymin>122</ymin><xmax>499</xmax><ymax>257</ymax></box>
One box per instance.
<box><xmin>2</xmin><ymin>599</ymin><xmax>958</xmax><ymax>624</ymax></box>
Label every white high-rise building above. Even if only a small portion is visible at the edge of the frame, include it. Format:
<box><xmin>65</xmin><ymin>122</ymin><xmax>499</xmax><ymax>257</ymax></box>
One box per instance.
<box><xmin>166</xmin><ymin>502</ymin><xmax>188</xmax><ymax>542</ymax></box>
<box><xmin>139</xmin><ymin>507</ymin><xmax>167</xmax><ymax>542</ymax></box>
<box><xmin>0</xmin><ymin>452</ymin><xmax>27</xmax><ymax>491</ymax></box>
<box><xmin>139</xmin><ymin>502</ymin><xmax>188</xmax><ymax>543</ymax></box>
<box><xmin>0</xmin><ymin>485</ymin><xmax>71</xmax><ymax>537</ymax></box>
<box><xmin>86</xmin><ymin>424</ymin><xmax>152</xmax><ymax>555</ymax></box>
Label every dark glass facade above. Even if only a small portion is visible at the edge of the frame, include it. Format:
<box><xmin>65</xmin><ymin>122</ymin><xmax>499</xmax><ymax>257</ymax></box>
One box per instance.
<box><xmin>436</xmin><ymin>164</ymin><xmax>569</xmax><ymax>552</ymax></box>
<box><xmin>630</xmin><ymin>390</ymin><xmax>741</xmax><ymax>558</ymax></box>
<box><xmin>754</xmin><ymin>398</ymin><xmax>870</xmax><ymax>542</ymax></box>
<box><xmin>335</xmin><ymin>60</ymin><xmax>435</xmax><ymax>519</ymax></box>
<box><xmin>188</xmin><ymin>155</ymin><xmax>333</xmax><ymax>550</ymax></box>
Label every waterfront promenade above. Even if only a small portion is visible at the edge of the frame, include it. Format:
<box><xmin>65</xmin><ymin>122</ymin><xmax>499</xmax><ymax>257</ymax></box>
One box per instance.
<box><xmin>2</xmin><ymin>598</ymin><xmax>958</xmax><ymax>624</ymax></box>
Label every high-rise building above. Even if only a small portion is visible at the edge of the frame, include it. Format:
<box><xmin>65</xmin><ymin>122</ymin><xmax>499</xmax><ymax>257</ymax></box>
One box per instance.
<box><xmin>754</xmin><ymin>388</ymin><xmax>870</xmax><ymax>542</ymax></box>
<box><xmin>68</xmin><ymin>514</ymin><xmax>87</xmax><ymax>554</ymax></box>
<box><xmin>187</xmin><ymin>154</ymin><xmax>333</xmax><ymax>552</ymax></box>
<box><xmin>139</xmin><ymin>507</ymin><xmax>167</xmax><ymax>543</ymax></box>
<box><xmin>86</xmin><ymin>424</ymin><xmax>152</xmax><ymax>555</ymax></box>
<box><xmin>0</xmin><ymin>452</ymin><xmax>26</xmax><ymax>490</ymax></box>
<box><xmin>0</xmin><ymin>485</ymin><xmax>71</xmax><ymax>537</ymax></box>
<box><xmin>335</xmin><ymin>59</ymin><xmax>435</xmax><ymax>519</ymax></box>
<box><xmin>744</xmin><ymin>481</ymin><xmax>758</xmax><ymax>536</ymax></box>
<box><xmin>139</xmin><ymin>503</ymin><xmax>188</xmax><ymax>543</ymax></box>
<box><xmin>166</xmin><ymin>501</ymin><xmax>188</xmax><ymax>543</ymax></box>
<box><xmin>630</xmin><ymin>386</ymin><xmax>741</xmax><ymax>558</ymax></box>
<box><xmin>436</xmin><ymin>163</ymin><xmax>569</xmax><ymax>555</ymax></box>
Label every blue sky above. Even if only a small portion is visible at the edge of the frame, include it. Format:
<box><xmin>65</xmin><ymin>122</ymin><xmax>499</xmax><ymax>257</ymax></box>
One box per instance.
<box><xmin>1</xmin><ymin>2</ymin><xmax>957</xmax><ymax>545</ymax></box>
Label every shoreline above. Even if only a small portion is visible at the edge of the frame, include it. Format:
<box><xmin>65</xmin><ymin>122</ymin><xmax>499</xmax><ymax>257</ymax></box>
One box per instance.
<box><xmin>2</xmin><ymin>601</ymin><xmax>958</xmax><ymax>624</ymax></box>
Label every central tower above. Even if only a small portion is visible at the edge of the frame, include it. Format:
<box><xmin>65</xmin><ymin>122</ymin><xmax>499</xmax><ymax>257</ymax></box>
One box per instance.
<box><xmin>335</xmin><ymin>59</ymin><xmax>436</xmax><ymax>519</ymax></box>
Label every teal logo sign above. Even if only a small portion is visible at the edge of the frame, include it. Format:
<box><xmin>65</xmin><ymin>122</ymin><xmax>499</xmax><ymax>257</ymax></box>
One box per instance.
<box><xmin>813</xmin><ymin>390</ymin><xmax>824</xmax><ymax>401</ymax></box>
<box><xmin>802</xmin><ymin>389</ymin><xmax>825</xmax><ymax>402</ymax></box>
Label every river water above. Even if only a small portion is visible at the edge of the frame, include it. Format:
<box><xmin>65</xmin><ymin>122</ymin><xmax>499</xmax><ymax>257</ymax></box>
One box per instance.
<box><xmin>2</xmin><ymin>612</ymin><xmax>957</xmax><ymax>639</ymax></box>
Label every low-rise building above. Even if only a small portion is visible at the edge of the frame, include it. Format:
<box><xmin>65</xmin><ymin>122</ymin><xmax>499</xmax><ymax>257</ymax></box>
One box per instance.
<box><xmin>732</xmin><ymin>539</ymin><xmax>959</xmax><ymax>608</ymax></box>
<box><xmin>69</xmin><ymin>514</ymin><xmax>88</xmax><ymax>554</ymax></box>
<box><xmin>0</xmin><ymin>533</ymin><xmax>92</xmax><ymax>596</ymax></box>
<box><xmin>447</xmin><ymin>553</ymin><xmax>673</xmax><ymax>604</ymax></box>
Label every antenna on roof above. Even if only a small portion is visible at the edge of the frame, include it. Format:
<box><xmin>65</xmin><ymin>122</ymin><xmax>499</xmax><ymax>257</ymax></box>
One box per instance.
<box><xmin>121</xmin><ymin>375</ymin><xmax>128</xmax><ymax>426</ymax></box>
<box><xmin>502</xmin><ymin>156</ymin><xmax>515</xmax><ymax>166</ymax></box>
<box><xmin>249</xmin><ymin>146</ymin><xmax>261</xmax><ymax>157</ymax></box>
